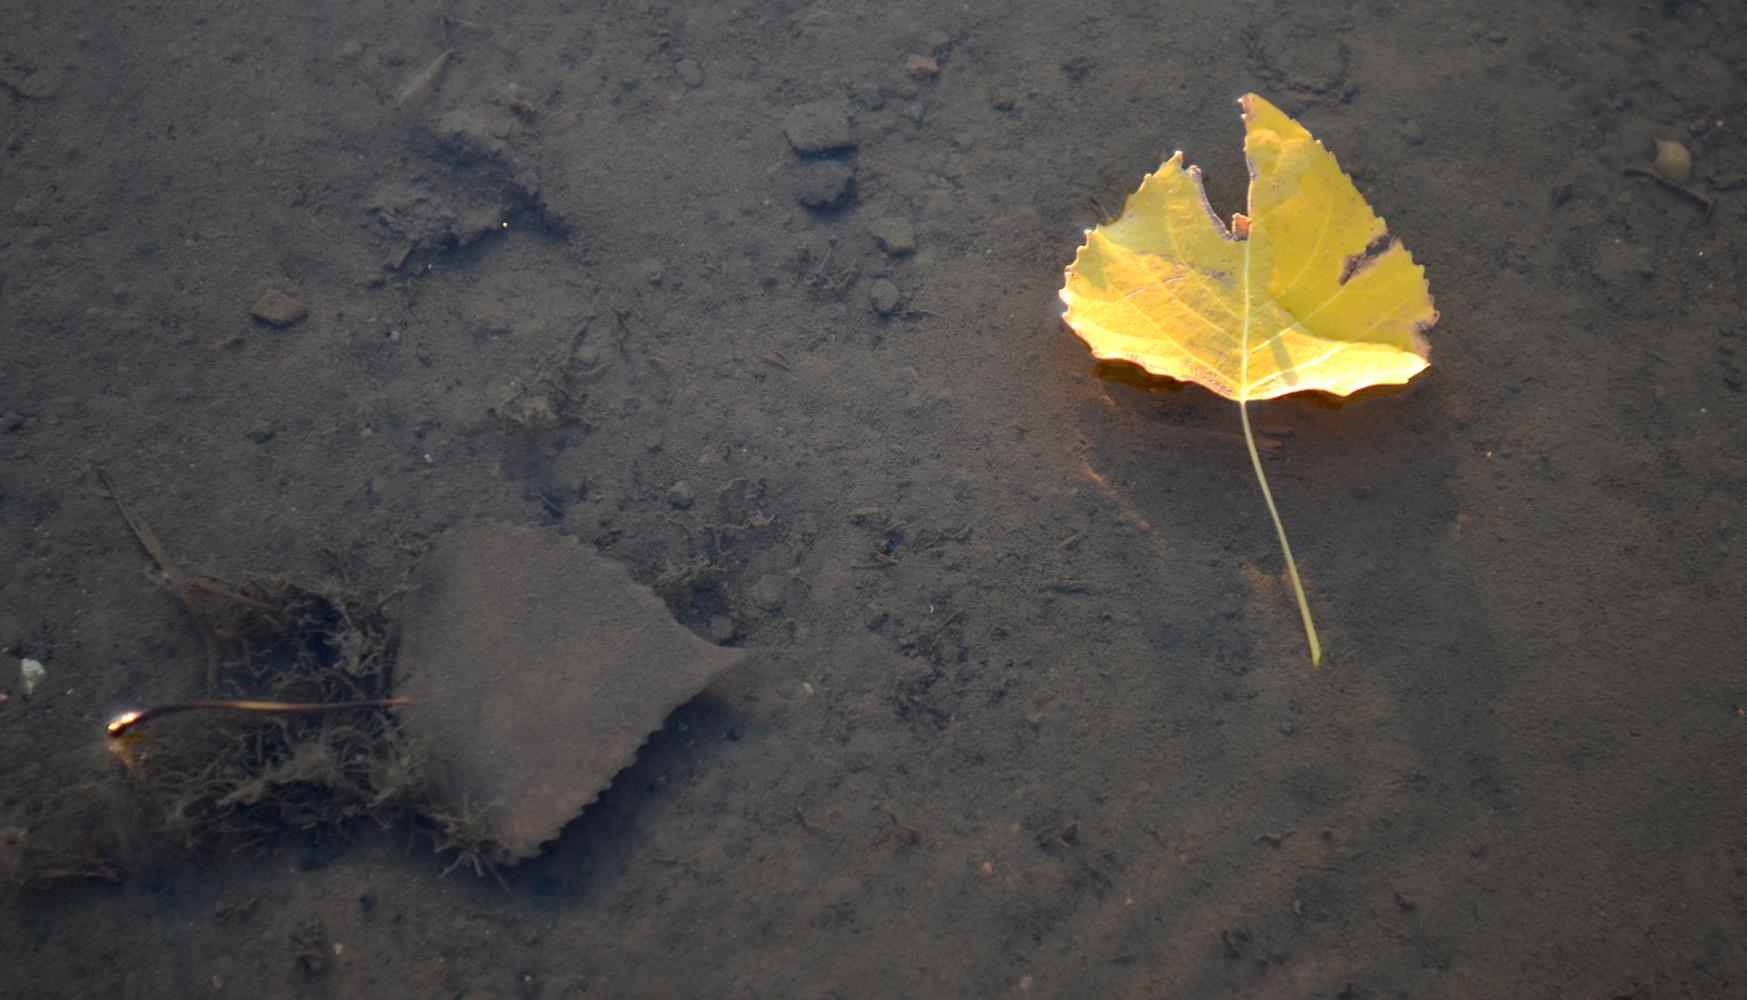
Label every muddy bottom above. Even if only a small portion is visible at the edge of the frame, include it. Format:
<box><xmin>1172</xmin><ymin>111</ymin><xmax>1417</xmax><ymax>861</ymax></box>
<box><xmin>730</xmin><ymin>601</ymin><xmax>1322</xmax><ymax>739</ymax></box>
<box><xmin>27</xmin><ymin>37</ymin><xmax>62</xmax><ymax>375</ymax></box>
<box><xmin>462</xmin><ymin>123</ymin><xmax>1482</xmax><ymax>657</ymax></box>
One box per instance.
<box><xmin>2</xmin><ymin>1</ymin><xmax>1744</xmax><ymax>996</ymax></box>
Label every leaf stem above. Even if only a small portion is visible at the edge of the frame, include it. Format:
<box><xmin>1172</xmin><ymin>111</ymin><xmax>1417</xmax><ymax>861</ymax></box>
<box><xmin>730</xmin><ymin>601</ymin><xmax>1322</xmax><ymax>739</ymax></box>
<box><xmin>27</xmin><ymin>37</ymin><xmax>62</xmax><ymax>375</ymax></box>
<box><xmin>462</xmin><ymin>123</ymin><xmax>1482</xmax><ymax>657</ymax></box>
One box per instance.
<box><xmin>1240</xmin><ymin>401</ymin><xmax>1322</xmax><ymax>666</ymax></box>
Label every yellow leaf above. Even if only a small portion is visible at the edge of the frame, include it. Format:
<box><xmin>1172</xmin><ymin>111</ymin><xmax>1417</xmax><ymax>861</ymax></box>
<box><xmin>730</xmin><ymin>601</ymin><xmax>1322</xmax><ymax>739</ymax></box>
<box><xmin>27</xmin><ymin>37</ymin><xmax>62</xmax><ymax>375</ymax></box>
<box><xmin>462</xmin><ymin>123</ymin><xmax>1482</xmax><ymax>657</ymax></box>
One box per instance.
<box><xmin>1060</xmin><ymin>95</ymin><xmax>1437</xmax><ymax>664</ymax></box>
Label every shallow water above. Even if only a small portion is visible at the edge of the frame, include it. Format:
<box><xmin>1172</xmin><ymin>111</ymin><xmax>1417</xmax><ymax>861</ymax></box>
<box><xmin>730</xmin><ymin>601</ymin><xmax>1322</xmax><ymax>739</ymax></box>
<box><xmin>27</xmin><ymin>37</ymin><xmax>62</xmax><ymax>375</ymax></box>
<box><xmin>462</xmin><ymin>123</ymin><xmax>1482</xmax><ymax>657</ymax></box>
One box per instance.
<box><xmin>2</xmin><ymin>1</ymin><xmax>1744</xmax><ymax>995</ymax></box>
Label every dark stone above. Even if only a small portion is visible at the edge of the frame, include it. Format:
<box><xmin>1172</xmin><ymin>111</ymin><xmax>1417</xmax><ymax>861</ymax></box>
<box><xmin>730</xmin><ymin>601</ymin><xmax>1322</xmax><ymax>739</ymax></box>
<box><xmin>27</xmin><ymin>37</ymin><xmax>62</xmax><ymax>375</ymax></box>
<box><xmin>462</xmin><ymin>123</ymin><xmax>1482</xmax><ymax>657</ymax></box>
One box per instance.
<box><xmin>782</xmin><ymin>100</ymin><xmax>854</xmax><ymax>154</ymax></box>
<box><xmin>796</xmin><ymin>160</ymin><xmax>854</xmax><ymax>210</ymax></box>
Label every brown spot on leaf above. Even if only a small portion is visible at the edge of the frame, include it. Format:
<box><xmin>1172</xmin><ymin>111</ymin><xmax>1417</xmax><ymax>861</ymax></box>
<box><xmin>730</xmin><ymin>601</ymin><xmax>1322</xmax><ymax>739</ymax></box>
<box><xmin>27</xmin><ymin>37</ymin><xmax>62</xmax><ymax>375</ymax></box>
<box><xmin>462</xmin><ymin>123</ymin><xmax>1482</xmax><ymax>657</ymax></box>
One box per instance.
<box><xmin>1338</xmin><ymin>232</ymin><xmax>1396</xmax><ymax>285</ymax></box>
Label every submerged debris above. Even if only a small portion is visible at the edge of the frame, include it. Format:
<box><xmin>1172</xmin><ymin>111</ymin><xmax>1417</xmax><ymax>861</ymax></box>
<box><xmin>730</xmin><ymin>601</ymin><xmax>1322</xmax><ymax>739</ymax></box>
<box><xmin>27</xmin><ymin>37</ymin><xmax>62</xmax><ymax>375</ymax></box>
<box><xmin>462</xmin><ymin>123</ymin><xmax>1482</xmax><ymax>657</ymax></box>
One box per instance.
<box><xmin>109</xmin><ymin>571</ymin><xmax>420</xmax><ymax>855</ymax></box>
<box><xmin>396</xmin><ymin>521</ymin><xmax>746</xmax><ymax>867</ymax></box>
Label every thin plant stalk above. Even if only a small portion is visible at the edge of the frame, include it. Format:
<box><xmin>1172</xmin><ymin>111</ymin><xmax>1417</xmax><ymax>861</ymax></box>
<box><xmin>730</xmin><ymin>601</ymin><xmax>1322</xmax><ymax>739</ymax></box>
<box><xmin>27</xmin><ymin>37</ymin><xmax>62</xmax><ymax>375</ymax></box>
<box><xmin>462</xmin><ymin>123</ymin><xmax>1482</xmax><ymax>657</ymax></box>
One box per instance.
<box><xmin>1240</xmin><ymin>401</ymin><xmax>1322</xmax><ymax>666</ymax></box>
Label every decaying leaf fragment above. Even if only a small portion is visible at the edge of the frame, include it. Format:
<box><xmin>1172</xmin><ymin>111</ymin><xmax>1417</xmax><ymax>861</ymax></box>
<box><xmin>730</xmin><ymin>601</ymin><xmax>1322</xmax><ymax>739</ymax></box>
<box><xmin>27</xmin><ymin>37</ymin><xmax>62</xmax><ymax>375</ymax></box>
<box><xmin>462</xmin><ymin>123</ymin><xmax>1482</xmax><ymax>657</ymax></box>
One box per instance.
<box><xmin>1060</xmin><ymin>94</ymin><xmax>1437</xmax><ymax>664</ymax></box>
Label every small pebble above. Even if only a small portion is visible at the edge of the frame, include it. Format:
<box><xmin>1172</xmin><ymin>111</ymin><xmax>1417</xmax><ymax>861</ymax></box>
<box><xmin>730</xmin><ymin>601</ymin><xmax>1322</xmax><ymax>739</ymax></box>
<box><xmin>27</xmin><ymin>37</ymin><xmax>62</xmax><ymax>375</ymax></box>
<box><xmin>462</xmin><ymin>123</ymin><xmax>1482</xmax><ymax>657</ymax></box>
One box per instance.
<box><xmin>1652</xmin><ymin>139</ymin><xmax>1693</xmax><ymax>186</ymax></box>
<box><xmin>796</xmin><ymin>160</ymin><xmax>854</xmax><ymax>209</ymax></box>
<box><xmin>783</xmin><ymin>100</ymin><xmax>854</xmax><ymax>155</ymax></box>
<box><xmin>745</xmin><ymin>574</ymin><xmax>788</xmax><ymax>614</ymax></box>
<box><xmin>869</xmin><ymin>217</ymin><xmax>916</xmax><ymax>256</ymax></box>
<box><xmin>707</xmin><ymin>615</ymin><xmax>737</xmax><ymax>643</ymax></box>
<box><xmin>251</xmin><ymin>288</ymin><xmax>309</xmax><ymax>327</ymax></box>
<box><xmin>870</xmin><ymin>278</ymin><xmax>901</xmax><ymax>315</ymax></box>
<box><xmin>667</xmin><ymin>480</ymin><xmax>695</xmax><ymax>509</ymax></box>
<box><xmin>853</xmin><ymin>82</ymin><xmax>884</xmax><ymax>111</ymax></box>
<box><xmin>18</xmin><ymin>658</ymin><xmax>45</xmax><ymax>695</ymax></box>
